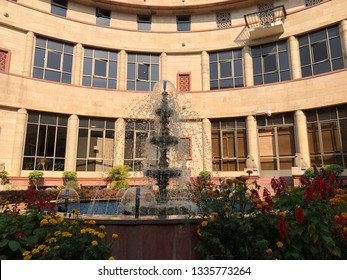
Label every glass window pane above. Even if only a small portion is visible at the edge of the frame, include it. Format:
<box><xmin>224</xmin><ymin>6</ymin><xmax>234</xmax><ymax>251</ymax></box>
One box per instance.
<box><xmin>33</xmin><ymin>68</ymin><xmax>44</xmax><ymax>79</ymax></box>
<box><xmin>94</xmin><ymin>49</ymin><xmax>108</xmax><ymax>59</ymax></box>
<box><xmin>220</xmin><ymin>61</ymin><xmax>232</xmax><ymax>78</ymax></box>
<box><xmin>219</xmin><ymin>51</ymin><xmax>232</xmax><ymax>61</ymax></box>
<box><xmin>264</xmin><ymin>72</ymin><xmax>279</xmax><ymax>84</ymax></box>
<box><xmin>108</xmin><ymin>79</ymin><xmax>117</xmax><ymax>89</ymax></box>
<box><xmin>151</xmin><ymin>64</ymin><xmax>159</xmax><ymax>81</ymax></box>
<box><xmin>137</xmin><ymin>81</ymin><xmax>150</xmax><ymax>91</ymax></box>
<box><xmin>62</xmin><ymin>73</ymin><xmax>71</xmax><ymax>83</ymax></box>
<box><xmin>63</xmin><ymin>54</ymin><xmax>72</xmax><ymax>72</ymax></box>
<box><xmin>332</xmin><ymin>58</ymin><xmax>344</xmax><ymax>70</ymax></box>
<box><xmin>210</xmin><ymin>63</ymin><xmax>218</xmax><ymax>79</ymax></box>
<box><xmin>34</xmin><ymin>48</ymin><xmax>45</xmax><ymax>67</ymax></box>
<box><xmin>301</xmin><ymin>65</ymin><xmax>312</xmax><ymax>77</ymax></box>
<box><xmin>279</xmin><ymin>52</ymin><xmax>289</xmax><ymax>69</ymax></box>
<box><xmin>138</xmin><ymin>64</ymin><xmax>149</xmax><ymax>80</ymax></box>
<box><xmin>47</xmin><ymin>51</ymin><xmax>61</xmax><ymax>70</ymax></box>
<box><xmin>312</xmin><ymin>60</ymin><xmax>330</xmax><ymax>75</ymax></box>
<box><xmin>329</xmin><ymin>37</ymin><xmax>343</xmax><ymax>58</ymax></box>
<box><xmin>220</xmin><ymin>79</ymin><xmax>233</xmax><ymax>89</ymax></box>
<box><xmin>94</xmin><ymin>59</ymin><xmax>107</xmax><ymax>76</ymax></box>
<box><xmin>138</xmin><ymin>54</ymin><xmax>150</xmax><ymax>63</ymax></box>
<box><xmin>127</xmin><ymin>63</ymin><xmax>136</xmax><ymax>80</ymax></box>
<box><xmin>47</xmin><ymin>40</ymin><xmax>63</xmax><ymax>52</ymax></box>
<box><xmin>299</xmin><ymin>46</ymin><xmax>311</xmax><ymax>66</ymax></box>
<box><xmin>252</xmin><ymin>57</ymin><xmax>262</xmax><ymax>74</ymax></box>
<box><xmin>82</xmin><ymin>76</ymin><xmax>91</xmax><ymax>86</ymax></box>
<box><xmin>234</xmin><ymin>59</ymin><xmax>243</xmax><ymax>77</ymax></box>
<box><xmin>210</xmin><ymin>80</ymin><xmax>218</xmax><ymax>90</ymax></box>
<box><xmin>92</xmin><ymin>77</ymin><xmax>107</xmax><ymax>88</ymax></box>
<box><xmin>45</xmin><ymin>70</ymin><xmax>61</xmax><ymax>82</ymax></box>
<box><xmin>108</xmin><ymin>61</ymin><xmax>117</xmax><ymax>77</ymax></box>
<box><xmin>209</xmin><ymin>53</ymin><xmax>217</xmax><ymax>62</ymax></box>
<box><xmin>263</xmin><ymin>54</ymin><xmax>277</xmax><ymax>72</ymax></box>
<box><xmin>83</xmin><ymin>58</ymin><xmax>92</xmax><ymax>75</ymax></box>
<box><xmin>310</xmin><ymin>29</ymin><xmax>327</xmax><ymax>43</ymax></box>
<box><xmin>312</xmin><ymin>41</ymin><xmax>328</xmax><ymax>63</ymax></box>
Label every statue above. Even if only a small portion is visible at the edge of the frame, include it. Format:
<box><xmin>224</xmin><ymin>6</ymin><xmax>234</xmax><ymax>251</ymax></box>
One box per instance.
<box><xmin>294</xmin><ymin>153</ymin><xmax>307</xmax><ymax>169</ymax></box>
<box><xmin>246</xmin><ymin>155</ymin><xmax>257</xmax><ymax>170</ymax></box>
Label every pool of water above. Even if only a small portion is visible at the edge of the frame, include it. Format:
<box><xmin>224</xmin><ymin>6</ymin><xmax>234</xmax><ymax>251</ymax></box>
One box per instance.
<box><xmin>56</xmin><ymin>200</ymin><xmax>120</xmax><ymax>215</ymax></box>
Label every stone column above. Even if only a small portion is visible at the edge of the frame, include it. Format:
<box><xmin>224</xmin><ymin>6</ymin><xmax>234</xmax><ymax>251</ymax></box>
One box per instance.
<box><xmin>294</xmin><ymin>110</ymin><xmax>310</xmax><ymax>167</ymax></box>
<box><xmin>22</xmin><ymin>31</ymin><xmax>35</xmax><ymax>76</ymax></box>
<box><xmin>160</xmin><ymin>52</ymin><xmax>167</xmax><ymax>81</ymax></box>
<box><xmin>11</xmin><ymin>108</ymin><xmax>28</xmax><ymax>176</ymax></box>
<box><xmin>201</xmin><ymin>51</ymin><xmax>210</xmax><ymax>91</ymax></box>
<box><xmin>118</xmin><ymin>50</ymin><xmax>127</xmax><ymax>90</ymax></box>
<box><xmin>340</xmin><ymin>20</ymin><xmax>347</xmax><ymax>67</ymax></box>
<box><xmin>288</xmin><ymin>36</ymin><xmax>302</xmax><ymax>80</ymax></box>
<box><xmin>202</xmin><ymin>118</ymin><xmax>212</xmax><ymax>171</ymax></box>
<box><xmin>114</xmin><ymin>118</ymin><xmax>125</xmax><ymax>166</ymax></box>
<box><xmin>246</xmin><ymin>115</ymin><xmax>259</xmax><ymax>169</ymax></box>
<box><xmin>72</xmin><ymin>43</ymin><xmax>83</xmax><ymax>85</ymax></box>
<box><xmin>243</xmin><ymin>46</ymin><xmax>254</xmax><ymax>87</ymax></box>
<box><xmin>64</xmin><ymin>114</ymin><xmax>79</xmax><ymax>171</ymax></box>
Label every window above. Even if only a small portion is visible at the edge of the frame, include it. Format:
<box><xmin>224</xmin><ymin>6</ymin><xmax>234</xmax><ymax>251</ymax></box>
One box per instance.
<box><xmin>33</xmin><ymin>37</ymin><xmax>73</xmax><ymax>83</ymax></box>
<box><xmin>96</xmin><ymin>8</ymin><xmax>111</xmax><ymax>26</ymax></box>
<box><xmin>76</xmin><ymin>117</ymin><xmax>115</xmax><ymax>172</ymax></box>
<box><xmin>23</xmin><ymin>112</ymin><xmax>68</xmax><ymax>171</ymax></box>
<box><xmin>137</xmin><ymin>15</ymin><xmax>151</xmax><ymax>31</ymax></box>
<box><xmin>305</xmin><ymin>0</ymin><xmax>323</xmax><ymax>7</ymax></box>
<box><xmin>211</xmin><ymin>118</ymin><xmax>247</xmax><ymax>171</ymax></box>
<box><xmin>0</xmin><ymin>48</ymin><xmax>11</xmax><ymax>72</ymax></box>
<box><xmin>51</xmin><ymin>0</ymin><xmax>68</xmax><ymax>17</ymax></box>
<box><xmin>124</xmin><ymin>120</ymin><xmax>157</xmax><ymax>171</ymax></box>
<box><xmin>252</xmin><ymin>40</ymin><xmax>290</xmax><ymax>85</ymax></box>
<box><xmin>257</xmin><ymin>113</ymin><xmax>296</xmax><ymax>171</ymax></box>
<box><xmin>306</xmin><ymin>104</ymin><xmax>347</xmax><ymax>168</ymax></box>
<box><xmin>299</xmin><ymin>25</ymin><xmax>344</xmax><ymax>77</ymax></box>
<box><xmin>209</xmin><ymin>49</ymin><xmax>244</xmax><ymax>90</ymax></box>
<box><xmin>177</xmin><ymin>15</ymin><xmax>191</xmax><ymax>31</ymax></box>
<box><xmin>127</xmin><ymin>53</ymin><xmax>160</xmax><ymax>91</ymax></box>
<box><xmin>82</xmin><ymin>47</ymin><xmax>118</xmax><ymax>89</ymax></box>
<box><xmin>177</xmin><ymin>73</ymin><xmax>191</xmax><ymax>92</ymax></box>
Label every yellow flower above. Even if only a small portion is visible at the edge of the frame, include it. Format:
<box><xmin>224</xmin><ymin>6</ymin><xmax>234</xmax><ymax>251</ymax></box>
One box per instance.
<box><xmin>88</xmin><ymin>220</ymin><xmax>96</xmax><ymax>225</ymax></box>
<box><xmin>91</xmin><ymin>240</ymin><xmax>98</xmax><ymax>246</ymax></box>
<box><xmin>38</xmin><ymin>244</ymin><xmax>46</xmax><ymax>251</ymax></box>
<box><xmin>40</xmin><ymin>219</ymin><xmax>48</xmax><ymax>226</ymax></box>
<box><xmin>261</xmin><ymin>201</ymin><xmax>269</xmax><ymax>207</ymax></box>
<box><xmin>196</xmin><ymin>226</ymin><xmax>202</xmax><ymax>237</ymax></box>
<box><xmin>108</xmin><ymin>256</ymin><xmax>115</xmax><ymax>260</ymax></box>
<box><xmin>32</xmin><ymin>248</ymin><xmax>39</xmax><ymax>255</ymax></box>
<box><xmin>211</xmin><ymin>212</ymin><xmax>218</xmax><ymax>217</ymax></box>
<box><xmin>22</xmin><ymin>251</ymin><xmax>31</xmax><ymax>256</ymax></box>
<box><xmin>23</xmin><ymin>255</ymin><xmax>32</xmax><ymax>260</ymax></box>
<box><xmin>54</xmin><ymin>245</ymin><xmax>60</xmax><ymax>250</ymax></box>
<box><xmin>266</xmin><ymin>248</ymin><xmax>272</xmax><ymax>254</ymax></box>
<box><xmin>341</xmin><ymin>212</ymin><xmax>347</xmax><ymax>219</ymax></box>
<box><xmin>80</xmin><ymin>229</ymin><xmax>87</xmax><ymax>234</ymax></box>
<box><xmin>99</xmin><ymin>225</ymin><xmax>106</xmax><ymax>230</ymax></box>
<box><xmin>48</xmin><ymin>237</ymin><xmax>57</xmax><ymax>243</ymax></box>
<box><xmin>209</xmin><ymin>217</ymin><xmax>215</xmax><ymax>222</ymax></box>
<box><xmin>62</xmin><ymin>231</ymin><xmax>72</xmax><ymax>237</ymax></box>
<box><xmin>278</xmin><ymin>211</ymin><xmax>286</xmax><ymax>218</ymax></box>
<box><xmin>276</xmin><ymin>241</ymin><xmax>283</xmax><ymax>248</ymax></box>
<box><xmin>252</xmin><ymin>198</ymin><xmax>261</xmax><ymax>204</ymax></box>
<box><xmin>54</xmin><ymin>231</ymin><xmax>61</xmax><ymax>236</ymax></box>
<box><xmin>112</xmin><ymin>233</ymin><xmax>119</xmax><ymax>239</ymax></box>
<box><xmin>201</xmin><ymin>220</ymin><xmax>208</xmax><ymax>227</ymax></box>
<box><xmin>98</xmin><ymin>233</ymin><xmax>105</xmax><ymax>239</ymax></box>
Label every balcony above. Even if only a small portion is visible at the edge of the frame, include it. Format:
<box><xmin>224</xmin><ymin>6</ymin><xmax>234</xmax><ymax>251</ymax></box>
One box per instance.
<box><xmin>244</xmin><ymin>5</ymin><xmax>287</xmax><ymax>40</ymax></box>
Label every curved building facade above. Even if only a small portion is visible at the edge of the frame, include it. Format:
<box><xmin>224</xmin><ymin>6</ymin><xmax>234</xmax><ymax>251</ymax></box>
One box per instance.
<box><xmin>0</xmin><ymin>0</ymin><xmax>346</xmax><ymax>187</ymax></box>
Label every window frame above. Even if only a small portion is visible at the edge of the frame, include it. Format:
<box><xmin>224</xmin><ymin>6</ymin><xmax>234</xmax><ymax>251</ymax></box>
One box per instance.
<box><xmin>137</xmin><ymin>15</ymin><xmax>152</xmax><ymax>31</ymax></box>
<box><xmin>96</xmin><ymin>7</ymin><xmax>111</xmax><ymax>26</ymax></box>
<box><xmin>51</xmin><ymin>0</ymin><xmax>68</xmax><ymax>17</ymax></box>
<box><xmin>177</xmin><ymin>15</ymin><xmax>191</xmax><ymax>31</ymax></box>
<box><xmin>0</xmin><ymin>48</ymin><xmax>11</xmax><ymax>73</ymax></box>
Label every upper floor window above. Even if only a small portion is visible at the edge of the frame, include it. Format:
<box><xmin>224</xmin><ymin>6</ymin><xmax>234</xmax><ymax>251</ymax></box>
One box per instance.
<box><xmin>127</xmin><ymin>53</ymin><xmax>160</xmax><ymax>91</ymax></box>
<box><xmin>305</xmin><ymin>0</ymin><xmax>323</xmax><ymax>7</ymax></box>
<box><xmin>51</xmin><ymin>0</ymin><xmax>68</xmax><ymax>17</ymax></box>
<box><xmin>76</xmin><ymin>117</ymin><xmax>115</xmax><ymax>172</ymax></box>
<box><xmin>252</xmin><ymin>40</ymin><xmax>290</xmax><ymax>85</ymax></box>
<box><xmin>177</xmin><ymin>15</ymin><xmax>191</xmax><ymax>31</ymax></box>
<box><xmin>137</xmin><ymin>15</ymin><xmax>151</xmax><ymax>31</ymax></box>
<box><xmin>305</xmin><ymin>104</ymin><xmax>347</xmax><ymax>168</ymax></box>
<box><xmin>23</xmin><ymin>111</ymin><xmax>68</xmax><ymax>171</ymax></box>
<box><xmin>209</xmin><ymin>49</ymin><xmax>244</xmax><ymax>90</ymax></box>
<box><xmin>0</xmin><ymin>48</ymin><xmax>11</xmax><ymax>72</ymax></box>
<box><xmin>33</xmin><ymin>37</ymin><xmax>73</xmax><ymax>84</ymax></box>
<box><xmin>82</xmin><ymin>47</ymin><xmax>118</xmax><ymax>89</ymax></box>
<box><xmin>211</xmin><ymin>118</ymin><xmax>247</xmax><ymax>171</ymax></box>
<box><xmin>96</xmin><ymin>8</ymin><xmax>111</xmax><ymax>26</ymax></box>
<box><xmin>298</xmin><ymin>25</ymin><xmax>344</xmax><ymax>78</ymax></box>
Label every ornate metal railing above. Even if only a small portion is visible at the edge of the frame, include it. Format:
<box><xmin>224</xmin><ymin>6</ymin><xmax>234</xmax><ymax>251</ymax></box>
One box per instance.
<box><xmin>244</xmin><ymin>5</ymin><xmax>287</xmax><ymax>29</ymax></box>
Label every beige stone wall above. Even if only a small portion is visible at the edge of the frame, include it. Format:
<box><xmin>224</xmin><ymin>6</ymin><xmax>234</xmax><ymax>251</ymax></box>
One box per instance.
<box><xmin>0</xmin><ymin>107</ymin><xmax>17</xmax><ymax>171</ymax></box>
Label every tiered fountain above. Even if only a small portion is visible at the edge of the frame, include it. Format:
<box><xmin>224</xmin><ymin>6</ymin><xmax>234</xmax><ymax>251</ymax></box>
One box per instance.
<box><xmin>145</xmin><ymin>80</ymin><xmax>182</xmax><ymax>211</ymax></box>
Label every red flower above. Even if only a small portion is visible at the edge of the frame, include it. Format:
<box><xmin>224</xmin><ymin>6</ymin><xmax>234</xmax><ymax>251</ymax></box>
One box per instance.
<box><xmin>271</xmin><ymin>177</ymin><xmax>287</xmax><ymax>197</ymax></box>
<box><xmin>15</xmin><ymin>230</ymin><xmax>25</xmax><ymax>239</ymax></box>
<box><xmin>278</xmin><ymin>218</ymin><xmax>288</xmax><ymax>240</ymax></box>
<box><xmin>263</xmin><ymin>187</ymin><xmax>274</xmax><ymax>207</ymax></box>
<box><xmin>295</xmin><ymin>207</ymin><xmax>305</xmax><ymax>224</ymax></box>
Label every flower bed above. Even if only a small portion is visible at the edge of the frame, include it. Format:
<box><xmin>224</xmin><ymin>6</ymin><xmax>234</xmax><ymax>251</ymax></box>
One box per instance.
<box><xmin>191</xmin><ymin>166</ymin><xmax>347</xmax><ymax>259</ymax></box>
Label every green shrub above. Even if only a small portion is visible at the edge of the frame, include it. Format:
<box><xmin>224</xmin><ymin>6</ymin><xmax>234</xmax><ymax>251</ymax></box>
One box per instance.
<box><xmin>107</xmin><ymin>165</ymin><xmax>131</xmax><ymax>189</ymax></box>
<box><xmin>0</xmin><ymin>170</ymin><xmax>9</xmax><ymax>185</ymax></box>
<box><xmin>63</xmin><ymin>171</ymin><xmax>78</xmax><ymax>189</ymax></box>
<box><xmin>28</xmin><ymin>171</ymin><xmax>44</xmax><ymax>190</ymax></box>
